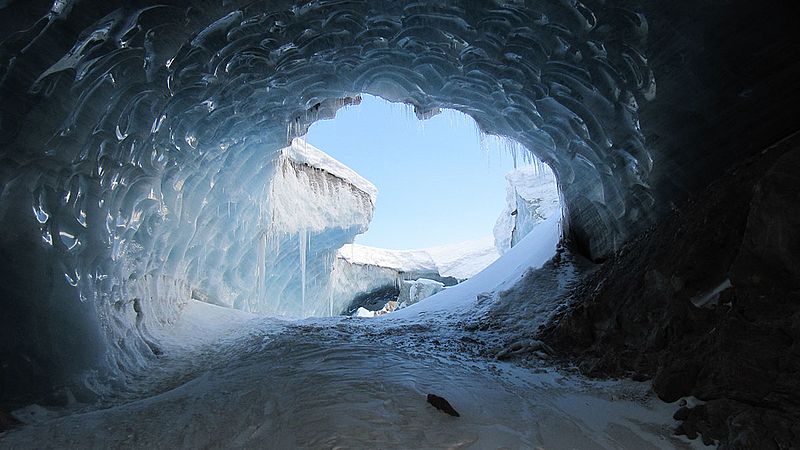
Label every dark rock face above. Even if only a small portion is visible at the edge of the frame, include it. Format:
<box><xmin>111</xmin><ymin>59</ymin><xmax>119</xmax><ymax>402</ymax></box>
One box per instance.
<box><xmin>732</xmin><ymin>149</ymin><xmax>800</xmax><ymax>295</ymax></box>
<box><xmin>542</xmin><ymin>135</ymin><xmax>800</xmax><ymax>447</ymax></box>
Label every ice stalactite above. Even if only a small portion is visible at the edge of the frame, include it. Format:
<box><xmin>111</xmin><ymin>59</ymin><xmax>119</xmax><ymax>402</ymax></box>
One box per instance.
<box><xmin>299</xmin><ymin>228</ymin><xmax>308</xmax><ymax>314</ymax></box>
<box><xmin>256</xmin><ymin>231</ymin><xmax>267</xmax><ymax>310</ymax></box>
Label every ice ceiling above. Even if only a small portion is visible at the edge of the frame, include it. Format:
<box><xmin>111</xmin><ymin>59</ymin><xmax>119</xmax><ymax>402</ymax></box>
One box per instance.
<box><xmin>0</xmin><ymin>0</ymin><xmax>655</xmax><ymax>402</ymax></box>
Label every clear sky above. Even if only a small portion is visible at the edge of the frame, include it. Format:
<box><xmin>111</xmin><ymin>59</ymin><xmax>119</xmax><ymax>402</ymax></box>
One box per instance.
<box><xmin>305</xmin><ymin>94</ymin><xmax>518</xmax><ymax>250</ymax></box>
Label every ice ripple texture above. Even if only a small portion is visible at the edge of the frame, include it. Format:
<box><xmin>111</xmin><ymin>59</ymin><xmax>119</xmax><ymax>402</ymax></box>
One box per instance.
<box><xmin>0</xmin><ymin>0</ymin><xmax>654</xmax><ymax>396</ymax></box>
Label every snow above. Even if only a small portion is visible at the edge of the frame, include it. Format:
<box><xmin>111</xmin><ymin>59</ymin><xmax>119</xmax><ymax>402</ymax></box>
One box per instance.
<box><xmin>391</xmin><ymin>213</ymin><xmax>562</xmax><ymax>318</ymax></box>
<box><xmin>268</xmin><ymin>140</ymin><xmax>375</xmax><ymax>235</ymax></box>
<box><xmin>338</xmin><ymin>244</ymin><xmax>436</xmax><ymax>273</ymax></box>
<box><xmin>2</xmin><ymin>287</ymin><xmax>708</xmax><ymax>450</ymax></box>
<box><xmin>353</xmin><ymin>306</ymin><xmax>375</xmax><ymax>318</ymax></box>
<box><xmin>423</xmin><ymin>235</ymin><xmax>502</xmax><ymax>280</ymax></box>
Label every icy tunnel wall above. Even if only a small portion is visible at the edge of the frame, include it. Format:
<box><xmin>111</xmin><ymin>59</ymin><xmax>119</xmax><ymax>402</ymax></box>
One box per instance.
<box><xmin>0</xmin><ymin>0</ymin><xmax>661</xmax><ymax>404</ymax></box>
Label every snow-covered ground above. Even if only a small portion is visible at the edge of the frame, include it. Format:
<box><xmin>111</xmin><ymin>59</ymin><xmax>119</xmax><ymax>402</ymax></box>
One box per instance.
<box><xmin>0</xmin><ymin>322</ymin><xmax>706</xmax><ymax>449</ymax></box>
<box><xmin>1</xmin><ymin>213</ymin><xmax>707</xmax><ymax>449</ymax></box>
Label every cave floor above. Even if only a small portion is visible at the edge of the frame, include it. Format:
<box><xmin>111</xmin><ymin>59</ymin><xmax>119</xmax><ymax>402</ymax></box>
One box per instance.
<box><xmin>1</xmin><ymin>299</ymin><xmax>705</xmax><ymax>449</ymax></box>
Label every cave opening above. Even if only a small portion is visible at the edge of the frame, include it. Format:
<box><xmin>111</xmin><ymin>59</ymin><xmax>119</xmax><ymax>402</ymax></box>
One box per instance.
<box><xmin>277</xmin><ymin>93</ymin><xmax>564</xmax><ymax>319</ymax></box>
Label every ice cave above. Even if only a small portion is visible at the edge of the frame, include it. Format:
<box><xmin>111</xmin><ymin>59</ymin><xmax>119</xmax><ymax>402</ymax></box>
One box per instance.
<box><xmin>1</xmin><ymin>1</ymin><xmax>799</xmax><ymax>448</ymax></box>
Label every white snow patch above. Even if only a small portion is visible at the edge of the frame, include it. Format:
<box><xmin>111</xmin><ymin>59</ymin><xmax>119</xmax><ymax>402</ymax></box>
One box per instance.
<box><xmin>338</xmin><ymin>244</ymin><xmax>436</xmax><ymax>273</ymax></box>
<box><xmin>353</xmin><ymin>306</ymin><xmax>376</xmax><ymax>318</ymax></box>
<box><xmin>424</xmin><ymin>235</ymin><xmax>502</xmax><ymax>280</ymax></box>
<box><xmin>390</xmin><ymin>213</ymin><xmax>561</xmax><ymax>318</ymax></box>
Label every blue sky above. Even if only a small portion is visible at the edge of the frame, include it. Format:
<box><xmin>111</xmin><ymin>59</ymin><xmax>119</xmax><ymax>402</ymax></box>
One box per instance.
<box><xmin>305</xmin><ymin>94</ymin><xmax>517</xmax><ymax>250</ymax></box>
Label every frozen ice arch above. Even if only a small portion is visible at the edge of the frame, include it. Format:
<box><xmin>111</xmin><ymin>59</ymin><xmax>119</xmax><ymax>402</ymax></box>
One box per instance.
<box><xmin>1</xmin><ymin>0</ymin><xmax>796</xmax><ymax>410</ymax></box>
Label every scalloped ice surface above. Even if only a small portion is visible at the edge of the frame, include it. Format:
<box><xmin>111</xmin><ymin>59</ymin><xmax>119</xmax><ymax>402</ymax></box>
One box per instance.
<box><xmin>0</xmin><ymin>0</ymin><xmax>655</xmax><ymax>401</ymax></box>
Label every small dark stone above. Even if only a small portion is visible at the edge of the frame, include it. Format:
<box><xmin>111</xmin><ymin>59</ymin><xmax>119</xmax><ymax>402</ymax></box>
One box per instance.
<box><xmin>426</xmin><ymin>393</ymin><xmax>460</xmax><ymax>417</ymax></box>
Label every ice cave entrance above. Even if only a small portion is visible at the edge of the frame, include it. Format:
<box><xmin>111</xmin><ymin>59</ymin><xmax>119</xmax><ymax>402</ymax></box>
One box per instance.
<box><xmin>271</xmin><ymin>94</ymin><xmax>562</xmax><ymax>319</ymax></box>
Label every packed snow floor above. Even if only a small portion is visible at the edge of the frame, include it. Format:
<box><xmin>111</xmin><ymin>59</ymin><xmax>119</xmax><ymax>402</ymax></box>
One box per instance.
<box><xmin>1</xmin><ymin>218</ymin><xmax>706</xmax><ymax>449</ymax></box>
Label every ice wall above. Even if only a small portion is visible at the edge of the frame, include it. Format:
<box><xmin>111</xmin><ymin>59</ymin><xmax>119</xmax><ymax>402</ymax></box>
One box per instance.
<box><xmin>0</xmin><ymin>0</ymin><xmax>654</xmax><ymax>403</ymax></box>
<box><xmin>494</xmin><ymin>164</ymin><xmax>562</xmax><ymax>254</ymax></box>
<box><xmin>329</xmin><ymin>245</ymin><xmax>443</xmax><ymax>316</ymax></box>
<box><xmin>398</xmin><ymin>278</ymin><xmax>446</xmax><ymax>309</ymax></box>
<box><xmin>330</xmin><ymin>238</ymin><xmax>499</xmax><ymax>314</ymax></box>
<box><xmin>242</xmin><ymin>139</ymin><xmax>375</xmax><ymax>316</ymax></box>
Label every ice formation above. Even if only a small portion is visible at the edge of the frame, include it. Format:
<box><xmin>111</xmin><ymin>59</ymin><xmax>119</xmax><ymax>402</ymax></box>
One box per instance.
<box><xmin>330</xmin><ymin>237</ymin><xmax>501</xmax><ymax>314</ymax></box>
<box><xmin>0</xmin><ymin>0</ymin><xmax>655</xmax><ymax>403</ymax></box>
<box><xmin>252</xmin><ymin>139</ymin><xmax>376</xmax><ymax>316</ymax></box>
<box><xmin>397</xmin><ymin>278</ymin><xmax>445</xmax><ymax>309</ymax></box>
<box><xmin>494</xmin><ymin>163</ymin><xmax>562</xmax><ymax>254</ymax></box>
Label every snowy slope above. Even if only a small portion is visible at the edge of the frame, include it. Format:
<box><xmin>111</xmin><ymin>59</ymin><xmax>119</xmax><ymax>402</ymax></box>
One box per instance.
<box><xmin>391</xmin><ymin>213</ymin><xmax>561</xmax><ymax>318</ymax></box>
<box><xmin>337</xmin><ymin>244</ymin><xmax>436</xmax><ymax>274</ymax></box>
<box><xmin>424</xmin><ymin>235</ymin><xmax>500</xmax><ymax>280</ymax></box>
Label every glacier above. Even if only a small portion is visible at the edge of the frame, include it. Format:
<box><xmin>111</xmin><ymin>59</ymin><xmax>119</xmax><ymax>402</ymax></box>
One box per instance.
<box><xmin>336</xmin><ymin>162</ymin><xmax>563</xmax><ymax>317</ymax></box>
<box><xmin>332</xmin><ymin>236</ymin><xmax>502</xmax><ymax>315</ymax></box>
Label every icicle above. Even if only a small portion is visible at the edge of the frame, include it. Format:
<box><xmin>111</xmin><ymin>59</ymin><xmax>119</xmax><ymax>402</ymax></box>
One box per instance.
<box><xmin>299</xmin><ymin>228</ymin><xmax>308</xmax><ymax>314</ymax></box>
<box><xmin>255</xmin><ymin>230</ymin><xmax>266</xmax><ymax>311</ymax></box>
<box><xmin>328</xmin><ymin>282</ymin><xmax>333</xmax><ymax>317</ymax></box>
